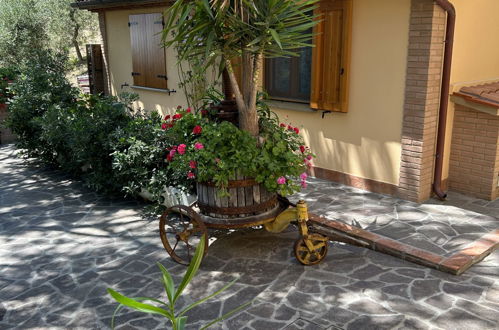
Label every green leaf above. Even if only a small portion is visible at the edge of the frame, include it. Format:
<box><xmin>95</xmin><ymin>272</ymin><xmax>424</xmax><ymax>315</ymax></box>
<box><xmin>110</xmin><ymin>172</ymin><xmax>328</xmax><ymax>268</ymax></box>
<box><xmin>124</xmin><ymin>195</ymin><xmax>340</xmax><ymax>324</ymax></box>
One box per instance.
<box><xmin>176</xmin><ymin>316</ymin><xmax>188</xmax><ymax>330</ymax></box>
<box><xmin>157</xmin><ymin>262</ymin><xmax>176</xmax><ymax>306</ymax></box>
<box><xmin>269</xmin><ymin>28</ymin><xmax>282</xmax><ymax>49</ymax></box>
<box><xmin>200</xmin><ymin>300</ymin><xmax>253</xmax><ymax>329</ymax></box>
<box><xmin>107</xmin><ymin>289</ymin><xmax>172</xmax><ymax>318</ymax></box>
<box><xmin>173</xmin><ymin>235</ymin><xmax>206</xmax><ymax>303</ymax></box>
<box><xmin>179</xmin><ymin>277</ymin><xmax>239</xmax><ymax>317</ymax></box>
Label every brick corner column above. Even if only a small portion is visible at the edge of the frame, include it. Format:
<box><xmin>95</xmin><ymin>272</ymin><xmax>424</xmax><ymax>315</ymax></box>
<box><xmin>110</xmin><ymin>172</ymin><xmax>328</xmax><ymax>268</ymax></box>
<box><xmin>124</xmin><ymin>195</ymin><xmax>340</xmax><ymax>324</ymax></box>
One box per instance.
<box><xmin>398</xmin><ymin>0</ymin><xmax>446</xmax><ymax>202</ymax></box>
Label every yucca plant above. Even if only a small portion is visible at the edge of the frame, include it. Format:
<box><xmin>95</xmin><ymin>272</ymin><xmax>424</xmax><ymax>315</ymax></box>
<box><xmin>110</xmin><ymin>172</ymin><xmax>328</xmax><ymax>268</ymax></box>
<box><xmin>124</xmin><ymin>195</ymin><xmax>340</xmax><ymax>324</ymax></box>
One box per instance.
<box><xmin>163</xmin><ymin>0</ymin><xmax>319</xmax><ymax>136</ymax></box>
<box><xmin>107</xmin><ymin>236</ymin><xmax>249</xmax><ymax>329</ymax></box>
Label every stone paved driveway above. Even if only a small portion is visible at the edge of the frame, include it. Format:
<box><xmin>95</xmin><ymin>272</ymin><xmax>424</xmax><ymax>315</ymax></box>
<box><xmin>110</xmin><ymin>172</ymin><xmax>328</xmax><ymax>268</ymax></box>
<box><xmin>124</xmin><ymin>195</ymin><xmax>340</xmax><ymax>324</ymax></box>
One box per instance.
<box><xmin>0</xmin><ymin>144</ymin><xmax>498</xmax><ymax>330</ymax></box>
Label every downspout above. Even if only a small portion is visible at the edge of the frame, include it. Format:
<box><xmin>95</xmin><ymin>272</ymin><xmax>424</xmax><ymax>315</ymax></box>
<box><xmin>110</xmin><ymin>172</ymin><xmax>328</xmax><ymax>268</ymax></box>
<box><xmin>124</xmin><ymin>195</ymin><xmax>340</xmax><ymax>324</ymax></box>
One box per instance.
<box><xmin>433</xmin><ymin>0</ymin><xmax>456</xmax><ymax>200</ymax></box>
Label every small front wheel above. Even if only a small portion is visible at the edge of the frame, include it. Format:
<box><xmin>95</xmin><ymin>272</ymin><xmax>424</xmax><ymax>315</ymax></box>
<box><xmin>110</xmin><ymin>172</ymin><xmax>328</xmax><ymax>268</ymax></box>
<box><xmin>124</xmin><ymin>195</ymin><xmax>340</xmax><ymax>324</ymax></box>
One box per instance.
<box><xmin>294</xmin><ymin>233</ymin><xmax>328</xmax><ymax>265</ymax></box>
<box><xmin>159</xmin><ymin>205</ymin><xmax>208</xmax><ymax>265</ymax></box>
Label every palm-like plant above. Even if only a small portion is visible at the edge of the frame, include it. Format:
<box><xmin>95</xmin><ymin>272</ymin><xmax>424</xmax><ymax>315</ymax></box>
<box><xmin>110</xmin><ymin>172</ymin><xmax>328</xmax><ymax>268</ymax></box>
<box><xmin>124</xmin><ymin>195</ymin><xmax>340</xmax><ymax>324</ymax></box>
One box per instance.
<box><xmin>163</xmin><ymin>0</ymin><xmax>318</xmax><ymax>136</ymax></box>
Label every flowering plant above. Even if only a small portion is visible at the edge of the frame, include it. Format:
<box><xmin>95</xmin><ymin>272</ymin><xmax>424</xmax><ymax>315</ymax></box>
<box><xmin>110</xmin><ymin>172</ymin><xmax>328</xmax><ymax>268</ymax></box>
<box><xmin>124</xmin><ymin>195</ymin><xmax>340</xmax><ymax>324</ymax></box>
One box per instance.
<box><xmin>163</xmin><ymin>104</ymin><xmax>314</xmax><ymax>196</ymax></box>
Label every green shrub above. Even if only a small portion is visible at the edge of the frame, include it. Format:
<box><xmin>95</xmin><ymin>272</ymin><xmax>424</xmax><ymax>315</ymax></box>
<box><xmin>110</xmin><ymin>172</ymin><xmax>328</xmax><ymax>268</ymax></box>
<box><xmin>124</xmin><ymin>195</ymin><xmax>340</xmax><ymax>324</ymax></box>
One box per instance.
<box><xmin>41</xmin><ymin>94</ymin><xmax>132</xmax><ymax>192</ymax></box>
<box><xmin>5</xmin><ymin>51</ymin><xmax>77</xmax><ymax>159</ymax></box>
<box><xmin>111</xmin><ymin>111</ymin><xmax>194</xmax><ymax>203</ymax></box>
<box><xmin>0</xmin><ymin>67</ymin><xmax>17</xmax><ymax>104</ymax></box>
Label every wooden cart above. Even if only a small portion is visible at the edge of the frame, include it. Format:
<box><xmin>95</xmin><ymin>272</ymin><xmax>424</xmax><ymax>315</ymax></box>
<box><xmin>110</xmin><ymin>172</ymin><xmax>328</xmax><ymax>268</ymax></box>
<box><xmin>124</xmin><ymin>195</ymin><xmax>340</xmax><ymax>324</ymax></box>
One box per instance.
<box><xmin>159</xmin><ymin>196</ymin><xmax>330</xmax><ymax>266</ymax></box>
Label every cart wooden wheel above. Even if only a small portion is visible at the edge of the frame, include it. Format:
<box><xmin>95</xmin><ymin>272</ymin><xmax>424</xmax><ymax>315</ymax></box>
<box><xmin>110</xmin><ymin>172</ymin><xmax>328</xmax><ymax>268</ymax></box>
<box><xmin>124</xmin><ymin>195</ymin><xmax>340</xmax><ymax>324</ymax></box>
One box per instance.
<box><xmin>294</xmin><ymin>233</ymin><xmax>329</xmax><ymax>265</ymax></box>
<box><xmin>159</xmin><ymin>205</ymin><xmax>209</xmax><ymax>265</ymax></box>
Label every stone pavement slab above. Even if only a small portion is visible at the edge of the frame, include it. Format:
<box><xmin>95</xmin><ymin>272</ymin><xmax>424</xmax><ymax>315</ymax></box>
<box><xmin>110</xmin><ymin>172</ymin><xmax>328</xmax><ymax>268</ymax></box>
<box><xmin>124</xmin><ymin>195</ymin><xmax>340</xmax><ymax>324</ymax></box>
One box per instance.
<box><xmin>0</xmin><ymin>144</ymin><xmax>498</xmax><ymax>329</ymax></box>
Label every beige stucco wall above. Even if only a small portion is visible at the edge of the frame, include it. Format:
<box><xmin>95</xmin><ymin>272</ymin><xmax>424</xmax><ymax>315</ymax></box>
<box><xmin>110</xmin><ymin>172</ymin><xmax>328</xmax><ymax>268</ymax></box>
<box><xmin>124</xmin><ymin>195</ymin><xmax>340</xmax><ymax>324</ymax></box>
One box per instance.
<box><xmin>105</xmin><ymin>6</ymin><xmax>188</xmax><ymax>116</ymax></box>
<box><xmin>273</xmin><ymin>0</ymin><xmax>410</xmax><ymax>186</ymax></box>
<box><xmin>442</xmin><ymin>0</ymin><xmax>499</xmax><ymax>181</ymax></box>
<box><xmin>104</xmin><ymin>0</ymin><xmax>411</xmax><ymax>186</ymax></box>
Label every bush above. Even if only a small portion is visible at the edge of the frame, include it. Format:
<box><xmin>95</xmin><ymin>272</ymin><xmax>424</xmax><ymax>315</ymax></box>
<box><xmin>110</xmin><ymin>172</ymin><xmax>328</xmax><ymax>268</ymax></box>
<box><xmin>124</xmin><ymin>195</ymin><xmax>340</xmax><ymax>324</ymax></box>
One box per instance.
<box><xmin>5</xmin><ymin>51</ymin><xmax>77</xmax><ymax>159</ymax></box>
<box><xmin>111</xmin><ymin>111</ymin><xmax>194</xmax><ymax>203</ymax></box>
<box><xmin>41</xmin><ymin>94</ymin><xmax>132</xmax><ymax>192</ymax></box>
<box><xmin>0</xmin><ymin>67</ymin><xmax>17</xmax><ymax>104</ymax></box>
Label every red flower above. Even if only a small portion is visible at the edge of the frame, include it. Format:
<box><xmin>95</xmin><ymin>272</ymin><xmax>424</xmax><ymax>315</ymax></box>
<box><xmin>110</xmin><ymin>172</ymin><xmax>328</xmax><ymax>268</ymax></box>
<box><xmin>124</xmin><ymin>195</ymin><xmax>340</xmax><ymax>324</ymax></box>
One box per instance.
<box><xmin>201</xmin><ymin>109</ymin><xmax>209</xmax><ymax>116</ymax></box>
<box><xmin>187</xmin><ymin>172</ymin><xmax>195</xmax><ymax>179</ymax></box>
<box><xmin>306</xmin><ymin>155</ymin><xmax>312</xmax><ymax>160</ymax></box>
<box><xmin>287</xmin><ymin>125</ymin><xmax>293</xmax><ymax>131</ymax></box>
<box><xmin>161</xmin><ymin>123</ymin><xmax>168</xmax><ymax>130</ymax></box>
<box><xmin>178</xmin><ymin>144</ymin><xmax>187</xmax><ymax>155</ymax></box>
<box><xmin>173</xmin><ymin>113</ymin><xmax>182</xmax><ymax>120</ymax></box>
<box><xmin>192</xmin><ymin>125</ymin><xmax>202</xmax><ymax>135</ymax></box>
<box><xmin>280</xmin><ymin>123</ymin><xmax>286</xmax><ymax>128</ymax></box>
<box><xmin>189</xmin><ymin>160</ymin><xmax>197</xmax><ymax>169</ymax></box>
<box><xmin>166</xmin><ymin>154</ymin><xmax>173</xmax><ymax>162</ymax></box>
<box><xmin>299</xmin><ymin>145</ymin><xmax>306</xmax><ymax>153</ymax></box>
<box><xmin>164</xmin><ymin>115</ymin><xmax>171</xmax><ymax>120</ymax></box>
<box><xmin>186</xmin><ymin>107</ymin><xmax>192</xmax><ymax>113</ymax></box>
<box><xmin>294</xmin><ymin>127</ymin><xmax>300</xmax><ymax>134</ymax></box>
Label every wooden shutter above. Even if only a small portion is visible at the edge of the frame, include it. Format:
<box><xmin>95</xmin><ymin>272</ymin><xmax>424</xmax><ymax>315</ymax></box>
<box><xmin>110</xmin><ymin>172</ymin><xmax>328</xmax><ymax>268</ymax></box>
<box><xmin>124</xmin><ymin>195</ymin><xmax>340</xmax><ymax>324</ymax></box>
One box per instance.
<box><xmin>310</xmin><ymin>0</ymin><xmax>352</xmax><ymax>112</ymax></box>
<box><xmin>129</xmin><ymin>13</ymin><xmax>167</xmax><ymax>90</ymax></box>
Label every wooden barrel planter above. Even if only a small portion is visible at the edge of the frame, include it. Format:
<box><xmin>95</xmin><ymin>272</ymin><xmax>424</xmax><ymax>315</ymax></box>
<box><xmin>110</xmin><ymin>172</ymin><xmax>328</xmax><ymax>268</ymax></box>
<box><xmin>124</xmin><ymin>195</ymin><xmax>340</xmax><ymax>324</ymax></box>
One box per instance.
<box><xmin>196</xmin><ymin>175</ymin><xmax>282</xmax><ymax>227</ymax></box>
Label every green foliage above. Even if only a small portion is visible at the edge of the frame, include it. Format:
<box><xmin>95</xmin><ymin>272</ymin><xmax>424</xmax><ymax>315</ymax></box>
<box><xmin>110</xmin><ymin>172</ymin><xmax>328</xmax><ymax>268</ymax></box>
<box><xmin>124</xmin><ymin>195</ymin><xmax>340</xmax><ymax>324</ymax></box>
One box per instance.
<box><xmin>5</xmin><ymin>50</ymin><xmax>78</xmax><ymax>159</ymax></box>
<box><xmin>163</xmin><ymin>0</ymin><xmax>319</xmax><ymax>65</ymax></box>
<box><xmin>108</xmin><ymin>236</ymin><xmax>250</xmax><ymax>330</ymax></box>
<box><xmin>0</xmin><ymin>67</ymin><xmax>17</xmax><ymax>104</ymax></box>
<box><xmin>0</xmin><ymin>0</ymin><xmax>98</xmax><ymax>66</ymax></box>
<box><xmin>166</xmin><ymin>102</ymin><xmax>314</xmax><ymax>196</ymax></box>
<box><xmin>41</xmin><ymin>94</ymin><xmax>132</xmax><ymax>192</ymax></box>
<box><xmin>110</xmin><ymin>111</ymin><xmax>195</xmax><ymax>204</ymax></box>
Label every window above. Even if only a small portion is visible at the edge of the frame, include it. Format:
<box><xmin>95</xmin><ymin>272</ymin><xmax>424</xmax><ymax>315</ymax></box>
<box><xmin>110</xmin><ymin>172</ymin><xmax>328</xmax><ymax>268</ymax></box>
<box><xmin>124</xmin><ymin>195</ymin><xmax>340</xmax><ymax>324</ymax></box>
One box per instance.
<box><xmin>128</xmin><ymin>13</ymin><xmax>167</xmax><ymax>90</ymax></box>
<box><xmin>265</xmin><ymin>45</ymin><xmax>312</xmax><ymax>103</ymax></box>
<box><xmin>265</xmin><ymin>0</ymin><xmax>352</xmax><ymax>112</ymax></box>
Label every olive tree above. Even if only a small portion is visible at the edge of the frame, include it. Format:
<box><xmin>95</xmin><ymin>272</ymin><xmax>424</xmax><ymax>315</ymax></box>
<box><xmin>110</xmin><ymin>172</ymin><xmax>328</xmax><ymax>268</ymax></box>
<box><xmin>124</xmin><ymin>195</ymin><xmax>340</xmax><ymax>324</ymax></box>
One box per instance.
<box><xmin>163</xmin><ymin>0</ymin><xmax>318</xmax><ymax>136</ymax></box>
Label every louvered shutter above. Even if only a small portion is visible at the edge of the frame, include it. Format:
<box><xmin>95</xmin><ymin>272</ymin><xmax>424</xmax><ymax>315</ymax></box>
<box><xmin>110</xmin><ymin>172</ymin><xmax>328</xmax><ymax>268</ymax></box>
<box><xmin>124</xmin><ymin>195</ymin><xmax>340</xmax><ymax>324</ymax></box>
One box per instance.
<box><xmin>310</xmin><ymin>0</ymin><xmax>352</xmax><ymax>112</ymax></box>
<box><xmin>129</xmin><ymin>13</ymin><xmax>167</xmax><ymax>90</ymax></box>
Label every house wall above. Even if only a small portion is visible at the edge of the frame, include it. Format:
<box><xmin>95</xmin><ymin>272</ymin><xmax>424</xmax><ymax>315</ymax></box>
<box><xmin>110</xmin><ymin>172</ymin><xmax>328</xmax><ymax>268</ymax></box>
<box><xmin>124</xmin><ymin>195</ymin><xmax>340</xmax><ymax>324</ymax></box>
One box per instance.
<box><xmin>442</xmin><ymin>0</ymin><xmax>499</xmax><ymax>183</ymax></box>
<box><xmin>105</xmin><ymin>6</ymin><xmax>186</xmax><ymax>116</ymax></box>
<box><xmin>104</xmin><ymin>0</ymin><xmax>411</xmax><ymax>188</ymax></box>
<box><xmin>273</xmin><ymin>0</ymin><xmax>411</xmax><ymax>187</ymax></box>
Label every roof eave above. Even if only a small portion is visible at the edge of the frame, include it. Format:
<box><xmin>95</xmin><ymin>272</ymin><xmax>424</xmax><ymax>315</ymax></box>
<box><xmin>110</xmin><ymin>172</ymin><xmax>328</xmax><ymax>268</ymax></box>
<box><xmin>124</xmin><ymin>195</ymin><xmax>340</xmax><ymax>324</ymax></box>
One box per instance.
<box><xmin>71</xmin><ymin>0</ymin><xmax>172</xmax><ymax>11</ymax></box>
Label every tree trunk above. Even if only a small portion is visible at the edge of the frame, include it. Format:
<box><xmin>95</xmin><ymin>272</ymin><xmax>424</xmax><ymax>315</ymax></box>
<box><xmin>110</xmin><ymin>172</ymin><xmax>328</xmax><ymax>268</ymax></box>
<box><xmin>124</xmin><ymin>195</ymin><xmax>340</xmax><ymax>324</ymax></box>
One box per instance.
<box><xmin>70</xmin><ymin>9</ymin><xmax>84</xmax><ymax>63</ymax></box>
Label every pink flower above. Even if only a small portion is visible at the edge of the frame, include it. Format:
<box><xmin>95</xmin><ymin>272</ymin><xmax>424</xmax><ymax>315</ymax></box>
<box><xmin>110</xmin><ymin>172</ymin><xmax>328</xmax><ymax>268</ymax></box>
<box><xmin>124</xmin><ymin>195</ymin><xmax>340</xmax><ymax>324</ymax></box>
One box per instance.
<box><xmin>161</xmin><ymin>123</ymin><xmax>168</xmax><ymax>130</ymax></box>
<box><xmin>277</xmin><ymin>176</ymin><xmax>286</xmax><ymax>185</ymax></box>
<box><xmin>194</xmin><ymin>142</ymin><xmax>204</xmax><ymax>150</ymax></box>
<box><xmin>189</xmin><ymin>160</ymin><xmax>197</xmax><ymax>169</ymax></box>
<box><xmin>186</xmin><ymin>107</ymin><xmax>192</xmax><ymax>113</ymax></box>
<box><xmin>164</xmin><ymin>115</ymin><xmax>171</xmax><ymax>120</ymax></box>
<box><xmin>301</xmin><ymin>181</ymin><xmax>307</xmax><ymax>188</ymax></box>
<box><xmin>192</xmin><ymin>125</ymin><xmax>202</xmax><ymax>135</ymax></box>
<box><xmin>300</xmin><ymin>172</ymin><xmax>308</xmax><ymax>181</ymax></box>
<box><xmin>299</xmin><ymin>145</ymin><xmax>306</xmax><ymax>153</ymax></box>
<box><xmin>306</xmin><ymin>155</ymin><xmax>312</xmax><ymax>160</ymax></box>
<box><xmin>187</xmin><ymin>172</ymin><xmax>195</xmax><ymax>179</ymax></box>
<box><xmin>178</xmin><ymin>144</ymin><xmax>187</xmax><ymax>155</ymax></box>
<box><xmin>294</xmin><ymin>127</ymin><xmax>300</xmax><ymax>134</ymax></box>
<box><xmin>169</xmin><ymin>149</ymin><xmax>177</xmax><ymax>159</ymax></box>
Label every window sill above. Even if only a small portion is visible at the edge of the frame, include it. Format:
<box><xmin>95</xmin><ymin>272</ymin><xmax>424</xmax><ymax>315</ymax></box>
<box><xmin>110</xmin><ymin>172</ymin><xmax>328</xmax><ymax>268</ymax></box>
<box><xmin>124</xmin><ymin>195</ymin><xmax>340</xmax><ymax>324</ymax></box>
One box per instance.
<box><xmin>131</xmin><ymin>85</ymin><xmax>170</xmax><ymax>93</ymax></box>
<box><xmin>267</xmin><ymin>100</ymin><xmax>316</xmax><ymax>113</ymax></box>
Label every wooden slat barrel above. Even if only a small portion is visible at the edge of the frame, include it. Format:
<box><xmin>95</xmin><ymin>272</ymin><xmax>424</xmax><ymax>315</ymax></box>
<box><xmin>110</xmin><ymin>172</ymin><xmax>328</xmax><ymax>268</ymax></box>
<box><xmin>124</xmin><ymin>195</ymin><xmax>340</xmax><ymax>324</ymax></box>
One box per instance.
<box><xmin>196</xmin><ymin>176</ymin><xmax>278</xmax><ymax>219</ymax></box>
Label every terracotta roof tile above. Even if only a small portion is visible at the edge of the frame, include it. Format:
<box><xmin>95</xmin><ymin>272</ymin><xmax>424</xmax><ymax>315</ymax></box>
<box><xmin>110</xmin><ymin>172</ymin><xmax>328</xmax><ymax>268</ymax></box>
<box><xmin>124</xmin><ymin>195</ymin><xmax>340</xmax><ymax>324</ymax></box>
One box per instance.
<box><xmin>458</xmin><ymin>81</ymin><xmax>499</xmax><ymax>107</ymax></box>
